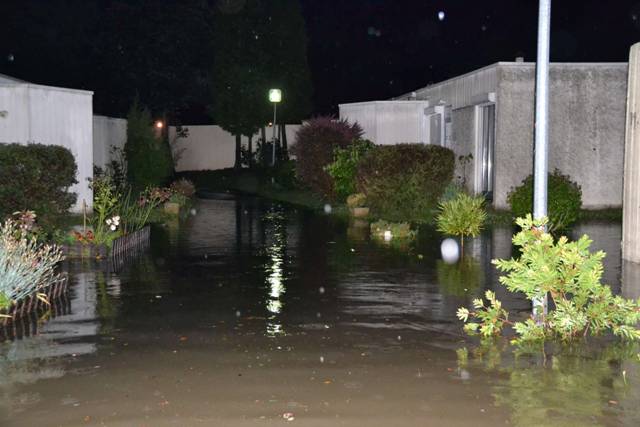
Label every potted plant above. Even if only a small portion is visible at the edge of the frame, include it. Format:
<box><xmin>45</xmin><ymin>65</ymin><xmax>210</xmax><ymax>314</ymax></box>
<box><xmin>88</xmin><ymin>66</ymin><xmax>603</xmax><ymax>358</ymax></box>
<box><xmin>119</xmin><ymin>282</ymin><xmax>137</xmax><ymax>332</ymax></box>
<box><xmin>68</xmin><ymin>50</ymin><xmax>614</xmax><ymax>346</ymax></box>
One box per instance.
<box><xmin>346</xmin><ymin>193</ymin><xmax>369</xmax><ymax>218</ymax></box>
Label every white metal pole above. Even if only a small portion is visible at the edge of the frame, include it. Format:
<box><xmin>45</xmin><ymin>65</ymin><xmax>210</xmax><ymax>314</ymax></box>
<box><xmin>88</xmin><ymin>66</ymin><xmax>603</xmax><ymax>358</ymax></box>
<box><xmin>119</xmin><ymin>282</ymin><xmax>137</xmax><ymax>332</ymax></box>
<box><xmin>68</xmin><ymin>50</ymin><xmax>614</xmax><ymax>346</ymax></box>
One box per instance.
<box><xmin>533</xmin><ymin>0</ymin><xmax>551</xmax><ymax>320</ymax></box>
<box><xmin>272</xmin><ymin>104</ymin><xmax>278</xmax><ymax>166</ymax></box>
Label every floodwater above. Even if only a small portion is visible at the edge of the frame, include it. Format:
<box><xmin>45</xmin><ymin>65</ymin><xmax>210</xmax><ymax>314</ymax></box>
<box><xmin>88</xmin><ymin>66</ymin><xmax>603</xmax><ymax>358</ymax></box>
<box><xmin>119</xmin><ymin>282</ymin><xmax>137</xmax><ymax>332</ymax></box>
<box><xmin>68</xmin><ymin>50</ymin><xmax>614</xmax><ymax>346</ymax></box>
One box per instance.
<box><xmin>1</xmin><ymin>197</ymin><xmax>640</xmax><ymax>426</ymax></box>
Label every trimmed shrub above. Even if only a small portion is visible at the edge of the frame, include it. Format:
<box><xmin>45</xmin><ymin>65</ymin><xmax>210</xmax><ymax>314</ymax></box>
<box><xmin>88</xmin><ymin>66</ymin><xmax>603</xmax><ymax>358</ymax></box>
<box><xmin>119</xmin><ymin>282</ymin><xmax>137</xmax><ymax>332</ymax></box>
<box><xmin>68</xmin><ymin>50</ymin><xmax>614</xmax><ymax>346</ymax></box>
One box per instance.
<box><xmin>356</xmin><ymin>144</ymin><xmax>455</xmax><ymax>222</ymax></box>
<box><xmin>437</xmin><ymin>192</ymin><xmax>487</xmax><ymax>253</ymax></box>
<box><xmin>292</xmin><ymin>117</ymin><xmax>363</xmax><ymax>198</ymax></box>
<box><xmin>326</xmin><ymin>139</ymin><xmax>375</xmax><ymax>200</ymax></box>
<box><xmin>0</xmin><ymin>143</ymin><xmax>77</xmax><ymax>227</ymax></box>
<box><xmin>125</xmin><ymin>102</ymin><xmax>173</xmax><ymax>191</ymax></box>
<box><xmin>507</xmin><ymin>169</ymin><xmax>582</xmax><ymax>231</ymax></box>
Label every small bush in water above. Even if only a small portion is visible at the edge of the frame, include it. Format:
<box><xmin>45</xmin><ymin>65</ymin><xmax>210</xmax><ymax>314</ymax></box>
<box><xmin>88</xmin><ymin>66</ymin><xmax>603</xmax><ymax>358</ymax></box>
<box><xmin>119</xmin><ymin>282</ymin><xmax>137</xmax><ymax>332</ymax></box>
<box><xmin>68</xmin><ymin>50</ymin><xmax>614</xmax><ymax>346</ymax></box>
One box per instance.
<box><xmin>436</xmin><ymin>192</ymin><xmax>486</xmax><ymax>253</ymax></box>
<box><xmin>370</xmin><ymin>220</ymin><xmax>415</xmax><ymax>240</ymax></box>
<box><xmin>457</xmin><ymin>216</ymin><xmax>640</xmax><ymax>344</ymax></box>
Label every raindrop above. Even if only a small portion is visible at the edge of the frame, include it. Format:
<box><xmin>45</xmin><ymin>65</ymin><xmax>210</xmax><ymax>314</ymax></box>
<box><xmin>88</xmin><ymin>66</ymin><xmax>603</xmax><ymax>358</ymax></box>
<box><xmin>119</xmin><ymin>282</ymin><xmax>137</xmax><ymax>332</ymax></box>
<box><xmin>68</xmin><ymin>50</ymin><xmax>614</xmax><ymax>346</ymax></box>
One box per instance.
<box><xmin>316</xmin><ymin>312</ymin><xmax>322</xmax><ymax>318</ymax></box>
<box><xmin>481</xmin><ymin>25</ymin><xmax>487</xmax><ymax>31</ymax></box>
<box><xmin>320</xmin><ymin>356</ymin><xmax>325</xmax><ymax>363</ymax></box>
<box><xmin>7</xmin><ymin>53</ymin><xmax>14</xmax><ymax>62</ymax></box>
<box><xmin>437</xmin><ymin>11</ymin><xmax>445</xmax><ymax>21</ymax></box>
<box><xmin>324</xmin><ymin>204</ymin><xmax>332</xmax><ymax>214</ymax></box>
<box><xmin>319</xmin><ymin>286</ymin><xmax>325</xmax><ymax>294</ymax></box>
<box><xmin>235</xmin><ymin>310</ymin><xmax>241</xmax><ymax>317</ymax></box>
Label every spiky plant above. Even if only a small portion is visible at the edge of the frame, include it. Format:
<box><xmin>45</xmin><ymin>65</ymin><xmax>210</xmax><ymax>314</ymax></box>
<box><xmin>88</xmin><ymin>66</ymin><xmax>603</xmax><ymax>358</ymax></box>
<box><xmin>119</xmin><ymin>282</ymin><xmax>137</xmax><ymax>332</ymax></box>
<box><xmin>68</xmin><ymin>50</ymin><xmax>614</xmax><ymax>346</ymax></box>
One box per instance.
<box><xmin>436</xmin><ymin>192</ymin><xmax>487</xmax><ymax>254</ymax></box>
<box><xmin>0</xmin><ymin>219</ymin><xmax>64</xmax><ymax>309</ymax></box>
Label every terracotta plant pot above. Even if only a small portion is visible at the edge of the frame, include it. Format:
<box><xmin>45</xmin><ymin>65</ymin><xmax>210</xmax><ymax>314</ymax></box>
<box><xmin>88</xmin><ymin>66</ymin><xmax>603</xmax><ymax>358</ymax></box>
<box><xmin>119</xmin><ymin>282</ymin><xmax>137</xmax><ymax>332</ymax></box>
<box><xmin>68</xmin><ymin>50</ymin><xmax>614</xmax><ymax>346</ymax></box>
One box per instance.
<box><xmin>350</xmin><ymin>207</ymin><xmax>370</xmax><ymax>218</ymax></box>
<box><xmin>164</xmin><ymin>202</ymin><xmax>180</xmax><ymax>215</ymax></box>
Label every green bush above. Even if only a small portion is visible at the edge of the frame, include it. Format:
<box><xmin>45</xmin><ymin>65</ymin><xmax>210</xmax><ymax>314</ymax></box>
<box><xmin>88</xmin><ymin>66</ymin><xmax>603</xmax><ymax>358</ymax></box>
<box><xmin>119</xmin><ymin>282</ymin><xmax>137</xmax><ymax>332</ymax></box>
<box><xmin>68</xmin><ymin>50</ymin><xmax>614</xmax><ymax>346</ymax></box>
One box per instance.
<box><xmin>507</xmin><ymin>169</ymin><xmax>582</xmax><ymax>231</ymax></box>
<box><xmin>457</xmin><ymin>216</ymin><xmax>640</xmax><ymax>344</ymax></box>
<box><xmin>325</xmin><ymin>139</ymin><xmax>374</xmax><ymax>200</ymax></box>
<box><xmin>0</xmin><ymin>143</ymin><xmax>77</xmax><ymax>227</ymax></box>
<box><xmin>436</xmin><ymin>192</ymin><xmax>487</xmax><ymax>253</ymax></box>
<box><xmin>292</xmin><ymin>117</ymin><xmax>363</xmax><ymax>198</ymax></box>
<box><xmin>125</xmin><ymin>102</ymin><xmax>173</xmax><ymax>191</ymax></box>
<box><xmin>356</xmin><ymin>144</ymin><xmax>454</xmax><ymax>222</ymax></box>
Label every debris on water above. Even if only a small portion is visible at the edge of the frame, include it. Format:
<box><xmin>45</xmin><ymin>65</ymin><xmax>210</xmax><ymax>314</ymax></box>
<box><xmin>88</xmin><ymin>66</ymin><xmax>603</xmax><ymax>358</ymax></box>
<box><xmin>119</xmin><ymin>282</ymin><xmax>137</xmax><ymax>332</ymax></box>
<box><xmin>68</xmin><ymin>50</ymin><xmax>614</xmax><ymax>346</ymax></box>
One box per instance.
<box><xmin>235</xmin><ymin>310</ymin><xmax>241</xmax><ymax>317</ymax></box>
<box><xmin>319</xmin><ymin>356</ymin><xmax>324</xmax><ymax>363</ymax></box>
<box><xmin>155</xmin><ymin>295</ymin><xmax>162</xmax><ymax>299</ymax></box>
<box><xmin>318</xmin><ymin>286</ymin><xmax>325</xmax><ymax>294</ymax></box>
<box><xmin>350</xmin><ymin>248</ymin><xmax>355</xmax><ymax>252</ymax></box>
<box><xmin>324</xmin><ymin>204</ymin><xmax>332</xmax><ymax>214</ymax></box>
<box><xmin>283</xmin><ymin>412</ymin><xmax>295</xmax><ymax>421</ymax></box>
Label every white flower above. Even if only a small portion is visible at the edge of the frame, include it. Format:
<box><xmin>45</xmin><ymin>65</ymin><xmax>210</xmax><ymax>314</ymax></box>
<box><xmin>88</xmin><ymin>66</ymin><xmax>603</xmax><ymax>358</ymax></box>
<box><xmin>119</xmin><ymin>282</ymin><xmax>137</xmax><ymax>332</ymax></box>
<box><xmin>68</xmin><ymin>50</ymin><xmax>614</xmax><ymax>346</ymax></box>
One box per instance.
<box><xmin>106</xmin><ymin>218</ymin><xmax>112</xmax><ymax>225</ymax></box>
<box><xmin>114</xmin><ymin>216</ymin><xmax>120</xmax><ymax>222</ymax></box>
<box><xmin>110</xmin><ymin>225</ymin><xmax>116</xmax><ymax>231</ymax></box>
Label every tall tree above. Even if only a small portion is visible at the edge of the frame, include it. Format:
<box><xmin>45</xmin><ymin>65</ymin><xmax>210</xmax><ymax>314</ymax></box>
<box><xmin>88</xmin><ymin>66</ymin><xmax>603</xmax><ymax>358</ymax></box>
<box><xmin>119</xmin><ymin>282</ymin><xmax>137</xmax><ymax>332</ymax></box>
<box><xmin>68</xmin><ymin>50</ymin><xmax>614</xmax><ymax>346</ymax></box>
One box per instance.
<box><xmin>211</xmin><ymin>0</ymin><xmax>312</xmax><ymax>168</ymax></box>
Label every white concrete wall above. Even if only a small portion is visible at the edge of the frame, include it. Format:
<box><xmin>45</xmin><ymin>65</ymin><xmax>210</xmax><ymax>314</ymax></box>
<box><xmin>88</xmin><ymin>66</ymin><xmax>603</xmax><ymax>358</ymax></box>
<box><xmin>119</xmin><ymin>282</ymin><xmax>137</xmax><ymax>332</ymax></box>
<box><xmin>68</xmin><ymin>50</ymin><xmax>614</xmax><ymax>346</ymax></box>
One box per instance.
<box><xmin>170</xmin><ymin>124</ymin><xmax>301</xmax><ymax>171</ymax></box>
<box><xmin>339</xmin><ymin>101</ymin><xmax>430</xmax><ymax>145</ymax></box>
<box><xmin>93</xmin><ymin>115</ymin><xmax>127</xmax><ymax>169</ymax></box>
<box><xmin>0</xmin><ymin>83</ymin><xmax>93</xmax><ymax>212</ymax></box>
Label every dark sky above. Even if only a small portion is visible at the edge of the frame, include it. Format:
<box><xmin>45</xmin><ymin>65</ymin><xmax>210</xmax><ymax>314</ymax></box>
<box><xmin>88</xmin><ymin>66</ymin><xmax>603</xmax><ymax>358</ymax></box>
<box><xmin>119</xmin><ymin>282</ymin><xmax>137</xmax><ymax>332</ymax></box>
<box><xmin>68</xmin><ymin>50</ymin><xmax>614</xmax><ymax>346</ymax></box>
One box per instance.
<box><xmin>301</xmin><ymin>0</ymin><xmax>640</xmax><ymax>113</ymax></box>
<box><xmin>2</xmin><ymin>0</ymin><xmax>640</xmax><ymax>119</ymax></box>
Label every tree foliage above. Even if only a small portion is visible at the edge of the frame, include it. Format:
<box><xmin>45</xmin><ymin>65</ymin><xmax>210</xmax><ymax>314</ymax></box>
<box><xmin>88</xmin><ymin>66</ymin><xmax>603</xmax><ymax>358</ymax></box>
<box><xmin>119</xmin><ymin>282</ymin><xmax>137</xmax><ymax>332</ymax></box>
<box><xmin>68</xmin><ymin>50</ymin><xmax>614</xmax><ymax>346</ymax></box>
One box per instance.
<box><xmin>212</xmin><ymin>0</ymin><xmax>313</xmax><ymax>167</ymax></box>
<box><xmin>457</xmin><ymin>216</ymin><xmax>640</xmax><ymax>344</ymax></box>
<box><xmin>124</xmin><ymin>102</ymin><xmax>173</xmax><ymax>190</ymax></box>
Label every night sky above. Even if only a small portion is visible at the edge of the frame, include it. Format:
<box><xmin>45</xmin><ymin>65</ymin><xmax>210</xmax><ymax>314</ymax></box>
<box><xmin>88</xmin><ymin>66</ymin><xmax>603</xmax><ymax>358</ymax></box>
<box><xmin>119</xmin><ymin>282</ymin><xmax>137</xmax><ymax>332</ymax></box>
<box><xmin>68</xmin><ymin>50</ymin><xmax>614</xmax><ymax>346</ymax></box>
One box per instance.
<box><xmin>2</xmin><ymin>0</ymin><xmax>640</xmax><ymax>120</ymax></box>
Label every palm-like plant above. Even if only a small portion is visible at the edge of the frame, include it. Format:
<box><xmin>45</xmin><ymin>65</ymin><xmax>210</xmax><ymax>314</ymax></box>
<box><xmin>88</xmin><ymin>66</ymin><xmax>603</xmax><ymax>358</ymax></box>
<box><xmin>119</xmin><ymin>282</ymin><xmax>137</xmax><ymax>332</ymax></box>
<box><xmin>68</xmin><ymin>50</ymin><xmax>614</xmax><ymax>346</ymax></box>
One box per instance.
<box><xmin>436</xmin><ymin>192</ymin><xmax>486</xmax><ymax>254</ymax></box>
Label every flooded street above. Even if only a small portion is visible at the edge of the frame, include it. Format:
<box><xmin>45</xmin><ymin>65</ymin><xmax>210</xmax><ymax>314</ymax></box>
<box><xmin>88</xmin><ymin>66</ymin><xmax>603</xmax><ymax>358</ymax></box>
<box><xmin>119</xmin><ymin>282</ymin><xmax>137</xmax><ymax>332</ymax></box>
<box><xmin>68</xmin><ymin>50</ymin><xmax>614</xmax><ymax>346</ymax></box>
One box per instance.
<box><xmin>1</xmin><ymin>198</ymin><xmax>640</xmax><ymax>426</ymax></box>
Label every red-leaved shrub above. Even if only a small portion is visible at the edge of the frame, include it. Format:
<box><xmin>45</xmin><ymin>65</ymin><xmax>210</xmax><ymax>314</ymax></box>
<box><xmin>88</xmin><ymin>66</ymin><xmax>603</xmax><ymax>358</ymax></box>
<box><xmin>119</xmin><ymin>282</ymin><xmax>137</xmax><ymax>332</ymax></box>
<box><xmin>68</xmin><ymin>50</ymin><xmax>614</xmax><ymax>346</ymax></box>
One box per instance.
<box><xmin>292</xmin><ymin>117</ymin><xmax>363</xmax><ymax>198</ymax></box>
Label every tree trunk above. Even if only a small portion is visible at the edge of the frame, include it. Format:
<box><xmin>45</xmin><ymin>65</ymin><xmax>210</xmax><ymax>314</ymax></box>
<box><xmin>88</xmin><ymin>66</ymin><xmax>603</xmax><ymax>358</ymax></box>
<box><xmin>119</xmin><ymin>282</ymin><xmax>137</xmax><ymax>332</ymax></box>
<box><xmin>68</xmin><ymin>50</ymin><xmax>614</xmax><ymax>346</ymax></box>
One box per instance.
<box><xmin>234</xmin><ymin>133</ymin><xmax>242</xmax><ymax>169</ymax></box>
<box><xmin>260</xmin><ymin>127</ymin><xmax>267</xmax><ymax>166</ymax></box>
<box><xmin>247</xmin><ymin>135</ymin><xmax>253</xmax><ymax>169</ymax></box>
<box><xmin>280</xmin><ymin>123</ymin><xmax>288</xmax><ymax>160</ymax></box>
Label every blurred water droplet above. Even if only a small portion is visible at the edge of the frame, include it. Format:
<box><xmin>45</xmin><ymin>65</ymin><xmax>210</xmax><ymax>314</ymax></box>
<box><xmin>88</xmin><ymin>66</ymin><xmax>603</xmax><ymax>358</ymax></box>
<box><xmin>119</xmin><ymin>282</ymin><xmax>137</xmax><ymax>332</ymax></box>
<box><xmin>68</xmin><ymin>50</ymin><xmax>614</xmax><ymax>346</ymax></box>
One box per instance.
<box><xmin>319</xmin><ymin>286</ymin><xmax>325</xmax><ymax>294</ymax></box>
<box><xmin>324</xmin><ymin>204</ymin><xmax>332</xmax><ymax>214</ymax></box>
<box><xmin>438</xmin><ymin>11</ymin><xmax>445</xmax><ymax>21</ymax></box>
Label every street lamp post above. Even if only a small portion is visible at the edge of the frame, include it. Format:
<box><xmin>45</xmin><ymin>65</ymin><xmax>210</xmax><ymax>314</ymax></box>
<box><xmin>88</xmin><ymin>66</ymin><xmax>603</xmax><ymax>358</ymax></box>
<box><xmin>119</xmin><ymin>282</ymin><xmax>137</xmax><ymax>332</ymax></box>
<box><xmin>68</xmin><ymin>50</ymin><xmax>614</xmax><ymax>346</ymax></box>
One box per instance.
<box><xmin>533</xmin><ymin>0</ymin><xmax>551</xmax><ymax>321</ymax></box>
<box><xmin>269</xmin><ymin>89</ymin><xmax>282</xmax><ymax>166</ymax></box>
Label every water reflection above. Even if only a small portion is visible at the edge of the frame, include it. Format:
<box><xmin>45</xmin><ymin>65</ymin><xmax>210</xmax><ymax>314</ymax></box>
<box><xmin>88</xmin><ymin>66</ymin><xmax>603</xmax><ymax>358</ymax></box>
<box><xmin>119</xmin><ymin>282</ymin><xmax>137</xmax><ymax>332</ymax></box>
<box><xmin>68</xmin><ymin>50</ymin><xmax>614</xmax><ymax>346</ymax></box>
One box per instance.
<box><xmin>459</xmin><ymin>343</ymin><xmax>640</xmax><ymax>426</ymax></box>
<box><xmin>0</xmin><ymin>197</ymin><xmax>637</xmax><ymax>426</ymax></box>
<box><xmin>263</xmin><ymin>206</ymin><xmax>288</xmax><ymax>337</ymax></box>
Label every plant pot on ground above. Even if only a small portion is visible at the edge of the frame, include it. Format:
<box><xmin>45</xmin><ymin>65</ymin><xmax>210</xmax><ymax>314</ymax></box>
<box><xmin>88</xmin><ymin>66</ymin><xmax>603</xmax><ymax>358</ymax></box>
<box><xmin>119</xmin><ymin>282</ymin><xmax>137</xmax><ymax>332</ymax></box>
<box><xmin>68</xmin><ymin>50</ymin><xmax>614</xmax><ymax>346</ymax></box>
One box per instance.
<box><xmin>346</xmin><ymin>193</ymin><xmax>369</xmax><ymax>218</ymax></box>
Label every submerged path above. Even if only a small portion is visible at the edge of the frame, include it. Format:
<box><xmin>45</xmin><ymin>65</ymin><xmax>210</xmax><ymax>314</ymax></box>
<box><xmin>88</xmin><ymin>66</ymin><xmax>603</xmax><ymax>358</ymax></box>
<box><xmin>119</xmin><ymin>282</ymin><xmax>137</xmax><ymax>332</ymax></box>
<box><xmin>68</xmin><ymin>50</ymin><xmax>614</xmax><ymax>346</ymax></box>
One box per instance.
<box><xmin>0</xmin><ymin>198</ymin><xmax>639</xmax><ymax>426</ymax></box>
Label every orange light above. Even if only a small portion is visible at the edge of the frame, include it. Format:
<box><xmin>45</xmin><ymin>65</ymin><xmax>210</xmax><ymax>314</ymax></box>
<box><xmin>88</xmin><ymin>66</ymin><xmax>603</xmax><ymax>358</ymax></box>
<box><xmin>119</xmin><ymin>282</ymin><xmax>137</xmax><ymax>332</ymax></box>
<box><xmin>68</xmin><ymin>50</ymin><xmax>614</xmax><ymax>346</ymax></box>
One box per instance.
<box><xmin>155</xmin><ymin>120</ymin><xmax>164</xmax><ymax>129</ymax></box>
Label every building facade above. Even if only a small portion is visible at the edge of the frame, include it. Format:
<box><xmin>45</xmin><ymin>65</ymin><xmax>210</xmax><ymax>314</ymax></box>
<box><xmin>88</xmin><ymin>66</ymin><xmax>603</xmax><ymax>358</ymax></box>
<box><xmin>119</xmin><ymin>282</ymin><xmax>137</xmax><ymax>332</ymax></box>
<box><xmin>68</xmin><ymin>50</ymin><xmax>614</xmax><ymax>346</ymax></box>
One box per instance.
<box><xmin>340</xmin><ymin>62</ymin><xmax>628</xmax><ymax>209</ymax></box>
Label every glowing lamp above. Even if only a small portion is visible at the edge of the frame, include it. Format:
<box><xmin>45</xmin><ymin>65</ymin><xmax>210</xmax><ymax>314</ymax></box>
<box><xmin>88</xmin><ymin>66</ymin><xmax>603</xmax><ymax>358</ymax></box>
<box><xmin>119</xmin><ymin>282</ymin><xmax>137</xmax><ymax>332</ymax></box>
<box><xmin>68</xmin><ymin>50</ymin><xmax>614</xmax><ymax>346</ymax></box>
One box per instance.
<box><xmin>268</xmin><ymin>89</ymin><xmax>282</xmax><ymax>103</ymax></box>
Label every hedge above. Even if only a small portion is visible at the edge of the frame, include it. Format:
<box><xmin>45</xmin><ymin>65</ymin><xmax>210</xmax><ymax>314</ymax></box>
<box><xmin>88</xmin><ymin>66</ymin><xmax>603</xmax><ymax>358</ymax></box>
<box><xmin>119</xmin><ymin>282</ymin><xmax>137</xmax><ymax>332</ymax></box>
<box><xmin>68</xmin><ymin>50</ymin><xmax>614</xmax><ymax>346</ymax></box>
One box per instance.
<box><xmin>0</xmin><ymin>143</ymin><xmax>77</xmax><ymax>226</ymax></box>
<box><xmin>356</xmin><ymin>143</ymin><xmax>454</xmax><ymax>222</ymax></box>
